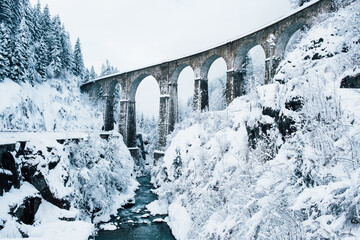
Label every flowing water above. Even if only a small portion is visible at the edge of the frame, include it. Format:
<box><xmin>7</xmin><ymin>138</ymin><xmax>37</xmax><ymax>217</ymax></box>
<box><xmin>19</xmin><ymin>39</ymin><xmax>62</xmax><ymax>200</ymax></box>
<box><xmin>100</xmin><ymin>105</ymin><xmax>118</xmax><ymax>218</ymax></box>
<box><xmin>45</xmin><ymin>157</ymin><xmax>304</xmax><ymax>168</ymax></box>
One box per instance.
<box><xmin>95</xmin><ymin>175</ymin><xmax>175</xmax><ymax>240</ymax></box>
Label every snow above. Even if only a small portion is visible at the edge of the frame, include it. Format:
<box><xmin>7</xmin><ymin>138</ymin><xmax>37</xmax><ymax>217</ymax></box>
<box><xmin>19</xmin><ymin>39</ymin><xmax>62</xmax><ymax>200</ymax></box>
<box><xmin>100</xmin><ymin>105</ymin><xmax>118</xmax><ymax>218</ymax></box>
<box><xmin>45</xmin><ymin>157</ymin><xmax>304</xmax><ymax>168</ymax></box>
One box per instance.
<box><xmin>146</xmin><ymin>199</ymin><xmax>168</xmax><ymax>216</ymax></box>
<box><xmin>99</xmin><ymin>223</ymin><xmax>117</xmax><ymax>231</ymax></box>
<box><xmin>27</xmin><ymin>221</ymin><xmax>94</xmax><ymax>240</ymax></box>
<box><xmin>167</xmin><ymin>200</ymin><xmax>191</xmax><ymax>240</ymax></box>
<box><xmin>152</xmin><ymin>218</ymin><xmax>166</xmax><ymax>223</ymax></box>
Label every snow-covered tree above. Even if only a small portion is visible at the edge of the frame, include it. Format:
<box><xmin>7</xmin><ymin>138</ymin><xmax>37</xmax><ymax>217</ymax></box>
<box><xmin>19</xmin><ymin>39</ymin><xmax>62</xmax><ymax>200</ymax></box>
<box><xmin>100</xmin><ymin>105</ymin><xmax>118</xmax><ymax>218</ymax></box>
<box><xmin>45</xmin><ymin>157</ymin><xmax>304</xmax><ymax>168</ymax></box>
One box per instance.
<box><xmin>73</xmin><ymin>38</ymin><xmax>85</xmax><ymax>79</ymax></box>
<box><xmin>289</xmin><ymin>0</ymin><xmax>310</xmax><ymax>8</ymax></box>
<box><xmin>89</xmin><ymin>66</ymin><xmax>98</xmax><ymax>80</ymax></box>
<box><xmin>10</xmin><ymin>18</ymin><xmax>30</xmax><ymax>82</ymax></box>
<box><xmin>49</xmin><ymin>15</ymin><xmax>62</xmax><ymax>77</ymax></box>
<box><xmin>209</xmin><ymin>76</ymin><xmax>226</xmax><ymax>111</ymax></box>
<box><xmin>100</xmin><ymin>59</ymin><xmax>118</xmax><ymax>77</ymax></box>
<box><xmin>59</xmin><ymin>28</ymin><xmax>73</xmax><ymax>72</ymax></box>
<box><xmin>34</xmin><ymin>37</ymin><xmax>48</xmax><ymax>80</ymax></box>
<box><xmin>0</xmin><ymin>23</ymin><xmax>11</xmax><ymax>81</ymax></box>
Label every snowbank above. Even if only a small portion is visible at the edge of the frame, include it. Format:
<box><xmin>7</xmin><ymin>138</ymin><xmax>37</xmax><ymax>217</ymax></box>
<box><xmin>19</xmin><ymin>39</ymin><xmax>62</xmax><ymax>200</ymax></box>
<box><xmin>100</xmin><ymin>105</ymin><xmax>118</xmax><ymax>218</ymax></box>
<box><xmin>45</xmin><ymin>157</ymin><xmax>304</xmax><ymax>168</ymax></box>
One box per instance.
<box><xmin>152</xmin><ymin>2</ymin><xmax>360</xmax><ymax>239</ymax></box>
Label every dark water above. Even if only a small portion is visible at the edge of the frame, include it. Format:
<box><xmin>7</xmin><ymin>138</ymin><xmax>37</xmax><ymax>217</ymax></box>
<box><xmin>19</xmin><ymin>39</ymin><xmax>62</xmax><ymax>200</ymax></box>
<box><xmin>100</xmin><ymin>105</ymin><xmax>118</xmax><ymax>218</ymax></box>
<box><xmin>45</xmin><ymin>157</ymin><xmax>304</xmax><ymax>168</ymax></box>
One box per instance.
<box><xmin>95</xmin><ymin>175</ymin><xmax>175</xmax><ymax>240</ymax></box>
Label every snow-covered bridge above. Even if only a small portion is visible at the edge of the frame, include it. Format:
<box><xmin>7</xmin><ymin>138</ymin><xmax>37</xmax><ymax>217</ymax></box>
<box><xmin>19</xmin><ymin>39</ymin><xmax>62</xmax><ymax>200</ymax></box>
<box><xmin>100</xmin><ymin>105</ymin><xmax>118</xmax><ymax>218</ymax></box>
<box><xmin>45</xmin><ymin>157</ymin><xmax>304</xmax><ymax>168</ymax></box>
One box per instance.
<box><xmin>81</xmin><ymin>0</ymin><xmax>334</xmax><ymax>157</ymax></box>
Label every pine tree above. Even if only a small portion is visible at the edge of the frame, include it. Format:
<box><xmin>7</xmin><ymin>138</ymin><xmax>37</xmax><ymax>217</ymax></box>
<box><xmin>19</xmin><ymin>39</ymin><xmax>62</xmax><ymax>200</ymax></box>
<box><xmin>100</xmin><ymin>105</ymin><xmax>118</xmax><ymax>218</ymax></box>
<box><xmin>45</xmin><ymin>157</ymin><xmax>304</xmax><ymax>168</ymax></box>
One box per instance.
<box><xmin>0</xmin><ymin>23</ymin><xmax>12</xmax><ymax>81</ymax></box>
<box><xmin>34</xmin><ymin>37</ymin><xmax>48</xmax><ymax>80</ymax></box>
<box><xmin>89</xmin><ymin>66</ymin><xmax>98</xmax><ymax>80</ymax></box>
<box><xmin>289</xmin><ymin>0</ymin><xmax>310</xmax><ymax>8</ymax></box>
<box><xmin>49</xmin><ymin>15</ymin><xmax>62</xmax><ymax>77</ymax></box>
<box><xmin>73</xmin><ymin>38</ymin><xmax>85</xmax><ymax>78</ymax></box>
<box><xmin>29</xmin><ymin>0</ymin><xmax>42</xmax><ymax>42</ymax></box>
<box><xmin>0</xmin><ymin>0</ymin><xmax>25</xmax><ymax>32</ymax></box>
<box><xmin>100</xmin><ymin>59</ymin><xmax>118</xmax><ymax>77</ymax></box>
<box><xmin>59</xmin><ymin>27</ymin><xmax>73</xmax><ymax>72</ymax></box>
<box><xmin>10</xmin><ymin>18</ymin><xmax>30</xmax><ymax>82</ymax></box>
<box><xmin>83</xmin><ymin>68</ymin><xmax>90</xmax><ymax>83</ymax></box>
<box><xmin>40</xmin><ymin>4</ymin><xmax>51</xmax><ymax>67</ymax></box>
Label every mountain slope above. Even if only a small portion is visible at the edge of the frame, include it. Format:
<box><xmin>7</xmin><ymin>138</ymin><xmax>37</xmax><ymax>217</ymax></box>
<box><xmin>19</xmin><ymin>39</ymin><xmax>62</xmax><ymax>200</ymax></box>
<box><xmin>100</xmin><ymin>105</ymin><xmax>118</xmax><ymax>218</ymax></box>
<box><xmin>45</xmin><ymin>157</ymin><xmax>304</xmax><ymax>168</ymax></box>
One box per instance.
<box><xmin>151</xmin><ymin>2</ymin><xmax>360</xmax><ymax>239</ymax></box>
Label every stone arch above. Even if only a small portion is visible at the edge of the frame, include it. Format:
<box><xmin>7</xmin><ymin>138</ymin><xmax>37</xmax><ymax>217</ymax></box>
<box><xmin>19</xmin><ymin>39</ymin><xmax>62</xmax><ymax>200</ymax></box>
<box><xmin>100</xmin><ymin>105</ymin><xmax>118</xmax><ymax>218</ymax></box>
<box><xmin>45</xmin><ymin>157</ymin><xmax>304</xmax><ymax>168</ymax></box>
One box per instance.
<box><xmin>201</xmin><ymin>54</ymin><xmax>224</xmax><ymax>79</ymax></box>
<box><xmin>275</xmin><ymin>22</ymin><xmax>309</xmax><ymax>59</ymax></box>
<box><xmin>88</xmin><ymin>82</ymin><xmax>103</xmax><ymax>99</ymax></box>
<box><xmin>171</xmin><ymin>64</ymin><xmax>190</xmax><ymax>84</ymax></box>
<box><xmin>127</xmin><ymin>74</ymin><xmax>161</xmax><ymax>148</ymax></box>
<box><xmin>103</xmin><ymin>80</ymin><xmax>123</xmax><ymax>131</ymax></box>
<box><xmin>243</xmin><ymin>45</ymin><xmax>266</xmax><ymax>95</ymax></box>
<box><xmin>208</xmin><ymin>57</ymin><xmax>227</xmax><ymax>111</ymax></box>
<box><xmin>171</xmin><ymin>64</ymin><xmax>195</xmax><ymax>124</ymax></box>
<box><xmin>233</xmin><ymin>42</ymin><xmax>259</xmax><ymax>70</ymax></box>
<box><xmin>129</xmin><ymin>74</ymin><xmax>157</xmax><ymax>101</ymax></box>
<box><xmin>232</xmin><ymin>43</ymin><xmax>266</xmax><ymax>96</ymax></box>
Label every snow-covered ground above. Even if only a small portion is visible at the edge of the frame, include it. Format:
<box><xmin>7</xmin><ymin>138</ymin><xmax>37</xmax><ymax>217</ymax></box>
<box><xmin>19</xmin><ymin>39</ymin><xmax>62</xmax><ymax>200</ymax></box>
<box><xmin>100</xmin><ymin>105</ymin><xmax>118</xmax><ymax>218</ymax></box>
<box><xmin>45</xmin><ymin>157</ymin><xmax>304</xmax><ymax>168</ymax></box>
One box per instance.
<box><xmin>151</xmin><ymin>2</ymin><xmax>360</xmax><ymax>239</ymax></box>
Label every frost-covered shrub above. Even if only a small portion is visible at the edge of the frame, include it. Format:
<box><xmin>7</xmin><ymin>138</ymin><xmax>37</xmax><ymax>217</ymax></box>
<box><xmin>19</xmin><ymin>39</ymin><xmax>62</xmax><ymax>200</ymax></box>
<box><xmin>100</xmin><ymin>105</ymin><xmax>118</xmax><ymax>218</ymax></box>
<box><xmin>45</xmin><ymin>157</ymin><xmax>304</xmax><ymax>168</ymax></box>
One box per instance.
<box><xmin>66</xmin><ymin>133</ymin><xmax>137</xmax><ymax>223</ymax></box>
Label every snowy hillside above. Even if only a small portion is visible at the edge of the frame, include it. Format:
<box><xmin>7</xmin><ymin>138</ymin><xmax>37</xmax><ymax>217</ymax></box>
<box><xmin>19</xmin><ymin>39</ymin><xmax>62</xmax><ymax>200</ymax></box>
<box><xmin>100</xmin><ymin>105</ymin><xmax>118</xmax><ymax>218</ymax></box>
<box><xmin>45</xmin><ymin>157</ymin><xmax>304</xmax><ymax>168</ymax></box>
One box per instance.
<box><xmin>151</xmin><ymin>2</ymin><xmax>360</xmax><ymax>239</ymax></box>
<box><xmin>0</xmin><ymin>77</ymin><xmax>103</xmax><ymax>131</ymax></box>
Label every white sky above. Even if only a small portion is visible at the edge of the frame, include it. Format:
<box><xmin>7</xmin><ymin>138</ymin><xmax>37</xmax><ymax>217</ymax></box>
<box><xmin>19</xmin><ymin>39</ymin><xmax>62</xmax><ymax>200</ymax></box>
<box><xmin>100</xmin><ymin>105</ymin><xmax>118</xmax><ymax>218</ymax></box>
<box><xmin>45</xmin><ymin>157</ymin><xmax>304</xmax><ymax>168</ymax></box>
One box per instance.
<box><xmin>30</xmin><ymin>0</ymin><xmax>292</xmax><ymax>118</ymax></box>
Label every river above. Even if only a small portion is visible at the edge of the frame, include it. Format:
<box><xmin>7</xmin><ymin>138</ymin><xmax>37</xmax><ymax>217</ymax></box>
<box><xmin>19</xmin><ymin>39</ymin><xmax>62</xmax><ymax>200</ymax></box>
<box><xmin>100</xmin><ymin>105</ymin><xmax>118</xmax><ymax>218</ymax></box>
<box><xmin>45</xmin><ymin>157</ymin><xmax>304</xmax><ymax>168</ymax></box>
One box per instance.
<box><xmin>95</xmin><ymin>175</ymin><xmax>175</xmax><ymax>240</ymax></box>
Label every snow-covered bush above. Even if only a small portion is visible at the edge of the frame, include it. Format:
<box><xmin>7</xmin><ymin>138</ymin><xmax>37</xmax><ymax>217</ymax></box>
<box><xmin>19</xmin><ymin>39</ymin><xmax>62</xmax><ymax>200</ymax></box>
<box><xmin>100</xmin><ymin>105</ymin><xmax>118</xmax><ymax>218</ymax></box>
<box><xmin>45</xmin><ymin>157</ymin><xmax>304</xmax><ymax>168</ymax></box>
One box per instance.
<box><xmin>67</xmin><ymin>133</ymin><xmax>138</xmax><ymax>223</ymax></box>
<box><xmin>151</xmin><ymin>2</ymin><xmax>360</xmax><ymax>239</ymax></box>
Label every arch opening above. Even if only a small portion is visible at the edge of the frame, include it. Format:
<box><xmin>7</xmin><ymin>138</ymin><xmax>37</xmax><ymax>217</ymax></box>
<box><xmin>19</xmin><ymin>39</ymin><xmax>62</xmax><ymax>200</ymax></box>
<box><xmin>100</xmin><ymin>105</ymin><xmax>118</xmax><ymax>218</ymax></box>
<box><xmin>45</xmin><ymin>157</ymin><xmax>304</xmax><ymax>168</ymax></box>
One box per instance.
<box><xmin>242</xmin><ymin>45</ymin><xmax>266</xmax><ymax>95</ymax></box>
<box><xmin>134</xmin><ymin>76</ymin><xmax>160</xmax><ymax>166</ymax></box>
<box><xmin>177</xmin><ymin>66</ymin><xmax>195</xmax><ymax>121</ymax></box>
<box><xmin>207</xmin><ymin>57</ymin><xmax>227</xmax><ymax>111</ymax></box>
<box><xmin>283</xmin><ymin>27</ymin><xmax>307</xmax><ymax>57</ymax></box>
<box><xmin>275</xmin><ymin>22</ymin><xmax>308</xmax><ymax>59</ymax></box>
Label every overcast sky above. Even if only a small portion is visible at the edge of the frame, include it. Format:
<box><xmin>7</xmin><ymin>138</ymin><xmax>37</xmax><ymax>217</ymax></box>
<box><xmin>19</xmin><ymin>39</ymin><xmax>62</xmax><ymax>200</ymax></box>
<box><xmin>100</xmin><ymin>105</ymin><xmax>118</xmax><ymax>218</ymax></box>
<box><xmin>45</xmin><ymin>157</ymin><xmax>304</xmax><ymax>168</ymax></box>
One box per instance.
<box><xmin>29</xmin><ymin>0</ymin><xmax>292</xmax><ymax>117</ymax></box>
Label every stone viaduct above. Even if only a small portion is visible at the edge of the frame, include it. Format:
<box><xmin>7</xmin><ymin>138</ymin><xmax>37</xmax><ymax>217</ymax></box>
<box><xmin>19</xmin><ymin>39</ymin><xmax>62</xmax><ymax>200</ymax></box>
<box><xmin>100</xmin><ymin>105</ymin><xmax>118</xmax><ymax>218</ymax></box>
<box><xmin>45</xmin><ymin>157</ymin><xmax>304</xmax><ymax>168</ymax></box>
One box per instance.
<box><xmin>81</xmin><ymin>0</ymin><xmax>335</xmax><ymax>157</ymax></box>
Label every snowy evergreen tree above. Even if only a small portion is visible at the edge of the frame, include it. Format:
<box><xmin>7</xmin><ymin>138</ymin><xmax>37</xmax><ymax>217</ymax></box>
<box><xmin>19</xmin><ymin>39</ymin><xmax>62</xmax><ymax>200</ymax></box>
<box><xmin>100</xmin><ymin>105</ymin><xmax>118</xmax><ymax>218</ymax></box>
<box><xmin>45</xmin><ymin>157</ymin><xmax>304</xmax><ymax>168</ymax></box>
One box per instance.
<box><xmin>49</xmin><ymin>15</ymin><xmax>62</xmax><ymax>77</ymax></box>
<box><xmin>29</xmin><ymin>0</ymin><xmax>42</xmax><ymax>42</ymax></box>
<box><xmin>89</xmin><ymin>66</ymin><xmax>98</xmax><ymax>80</ymax></box>
<box><xmin>0</xmin><ymin>23</ymin><xmax>11</xmax><ymax>81</ymax></box>
<box><xmin>73</xmin><ymin>38</ymin><xmax>85</xmax><ymax>79</ymax></box>
<box><xmin>40</xmin><ymin>4</ymin><xmax>51</xmax><ymax>67</ymax></box>
<box><xmin>34</xmin><ymin>37</ymin><xmax>48</xmax><ymax>80</ymax></box>
<box><xmin>289</xmin><ymin>0</ymin><xmax>310</xmax><ymax>8</ymax></box>
<box><xmin>100</xmin><ymin>59</ymin><xmax>118</xmax><ymax>77</ymax></box>
<box><xmin>0</xmin><ymin>0</ymin><xmax>25</xmax><ymax>32</ymax></box>
<box><xmin>59</xmin><ymin>27</ymin><xmax>73</xmax><ymax>72</ymax></box>
<box><xmin>83</xmin><ymin>68</ymin><xmax>90</xmax><ymax>83</ymax></box>
<box><xmin>10</xmin><ymin>18</ymin><xmax>30</xmax><ymax>82</ymax></box>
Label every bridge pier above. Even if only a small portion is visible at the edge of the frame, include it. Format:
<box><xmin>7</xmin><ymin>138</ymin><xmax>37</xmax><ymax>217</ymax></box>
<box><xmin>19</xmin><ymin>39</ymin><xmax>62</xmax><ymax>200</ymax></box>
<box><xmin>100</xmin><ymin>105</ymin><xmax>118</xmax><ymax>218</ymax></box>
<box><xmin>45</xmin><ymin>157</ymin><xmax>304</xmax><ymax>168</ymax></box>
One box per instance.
<box><xmin>168</xmin><ymin>83</ymin><xmax>178</xmax><ymax>133</ymax></box>
<box><xmin>193</xmin><ymin>78</ymin><xmax>209</xmax><ymax>111</ymax></box>
<box><xmin>103</xmin><ymin>94</ymin><xmax>115</xmax><ymax>131</ymax></box>
<box><xmin>158</xmin><ymin>94</ymin><xmax>170</xmax><ymax>149</ymax></box>
<box><xmin>127</xmin><ymin>100</ymin><xmax>137</xmax><ymax>148</ymax></box>
<box><xmin>119</xmin><ymin>99</ymin><xmax>129</xmax><ymax>144</ymax></box>
<box><xmin>226</xmin><ymin>69</ymin><xmax>244</xmax><ymax>105</ymax></box>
